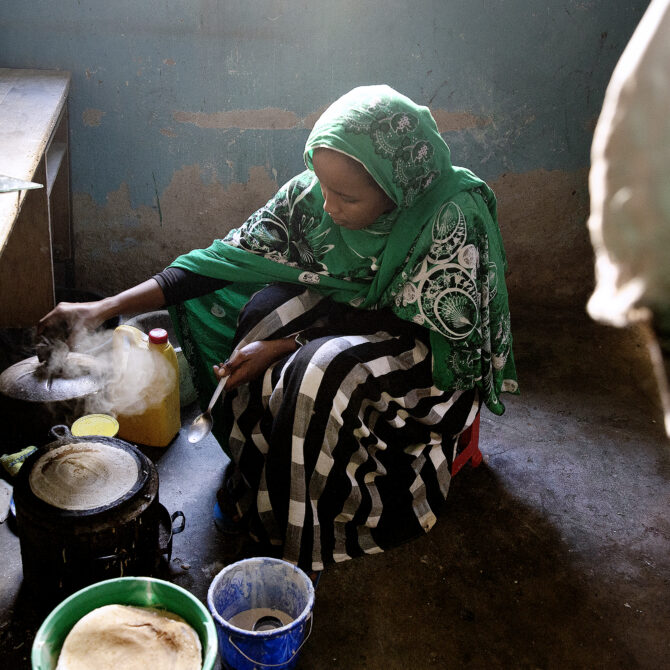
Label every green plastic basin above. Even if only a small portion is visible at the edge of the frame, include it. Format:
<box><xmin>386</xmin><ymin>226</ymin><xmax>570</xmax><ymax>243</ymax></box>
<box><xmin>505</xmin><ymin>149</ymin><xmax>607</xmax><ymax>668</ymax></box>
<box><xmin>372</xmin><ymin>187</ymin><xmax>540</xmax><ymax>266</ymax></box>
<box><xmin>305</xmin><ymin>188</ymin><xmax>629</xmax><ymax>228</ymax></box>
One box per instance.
<box><xmin>31</xmin><ymin>576</ymin><xmax>218</xmax><ymax>670</ymax></box>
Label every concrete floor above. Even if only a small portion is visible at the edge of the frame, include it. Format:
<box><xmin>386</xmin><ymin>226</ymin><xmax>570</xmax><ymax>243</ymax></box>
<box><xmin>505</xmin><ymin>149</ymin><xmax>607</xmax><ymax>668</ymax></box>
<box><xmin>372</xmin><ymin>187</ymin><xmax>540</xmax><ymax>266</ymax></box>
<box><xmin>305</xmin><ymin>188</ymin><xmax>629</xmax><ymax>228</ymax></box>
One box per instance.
<box><xmin>1</xmin><ymin>306</ymin><xmax>669</xmax><ymax>669</ymax></box>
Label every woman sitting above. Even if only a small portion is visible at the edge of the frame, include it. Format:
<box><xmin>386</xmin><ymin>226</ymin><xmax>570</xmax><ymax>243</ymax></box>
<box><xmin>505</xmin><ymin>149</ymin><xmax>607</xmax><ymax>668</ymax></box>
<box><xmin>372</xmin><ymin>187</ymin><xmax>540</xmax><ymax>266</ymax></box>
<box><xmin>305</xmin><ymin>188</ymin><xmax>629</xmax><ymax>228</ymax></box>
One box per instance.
<box><xmin>40</xmin><ymin>85</ymin><xmax>519</xmax><ymax>578</ymax></box>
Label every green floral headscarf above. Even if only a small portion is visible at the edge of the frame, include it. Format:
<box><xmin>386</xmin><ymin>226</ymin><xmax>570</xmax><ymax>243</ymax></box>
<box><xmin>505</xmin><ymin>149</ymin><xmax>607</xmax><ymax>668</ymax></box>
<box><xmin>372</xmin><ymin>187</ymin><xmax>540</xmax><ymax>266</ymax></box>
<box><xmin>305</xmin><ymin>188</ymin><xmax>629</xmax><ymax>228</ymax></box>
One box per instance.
<box><xmin>170</xmin><ymin>85</ymin><xmax>518</xmax><ymax>414</ymax></box>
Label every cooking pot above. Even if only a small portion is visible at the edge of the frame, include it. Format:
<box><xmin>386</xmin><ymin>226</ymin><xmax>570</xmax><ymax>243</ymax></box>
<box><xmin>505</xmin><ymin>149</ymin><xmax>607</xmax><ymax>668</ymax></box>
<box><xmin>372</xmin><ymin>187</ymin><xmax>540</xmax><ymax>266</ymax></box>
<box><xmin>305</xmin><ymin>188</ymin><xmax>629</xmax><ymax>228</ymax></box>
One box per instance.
<box><xmin>13</xmin><ymin>426</ymin><xmax>185</xmax><ymax>609</ymax></box>
<box><xmin>0</xmin><ymin>353</ymin><xmax>104</xmax><ymax>449</ymax></box>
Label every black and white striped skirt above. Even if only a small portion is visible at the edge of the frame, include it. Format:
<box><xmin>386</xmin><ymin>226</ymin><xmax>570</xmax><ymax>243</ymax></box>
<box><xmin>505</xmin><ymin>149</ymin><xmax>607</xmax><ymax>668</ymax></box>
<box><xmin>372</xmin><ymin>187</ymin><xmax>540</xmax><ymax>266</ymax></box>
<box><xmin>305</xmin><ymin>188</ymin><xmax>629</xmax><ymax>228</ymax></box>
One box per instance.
<box><xmin>220</xmin><ymin>284</ymin><xmax>480</xmax><ymax>572</ymax></box>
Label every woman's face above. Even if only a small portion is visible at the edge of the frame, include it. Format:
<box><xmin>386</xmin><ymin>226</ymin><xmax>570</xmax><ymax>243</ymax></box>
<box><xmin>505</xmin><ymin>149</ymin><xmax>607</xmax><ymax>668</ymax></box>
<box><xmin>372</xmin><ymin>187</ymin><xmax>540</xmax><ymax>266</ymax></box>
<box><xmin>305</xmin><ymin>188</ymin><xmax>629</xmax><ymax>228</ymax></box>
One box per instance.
<box><xmin>312</xmin><ymin>148</ymin><xmax>395</xmax><ymax>230</ymax></box>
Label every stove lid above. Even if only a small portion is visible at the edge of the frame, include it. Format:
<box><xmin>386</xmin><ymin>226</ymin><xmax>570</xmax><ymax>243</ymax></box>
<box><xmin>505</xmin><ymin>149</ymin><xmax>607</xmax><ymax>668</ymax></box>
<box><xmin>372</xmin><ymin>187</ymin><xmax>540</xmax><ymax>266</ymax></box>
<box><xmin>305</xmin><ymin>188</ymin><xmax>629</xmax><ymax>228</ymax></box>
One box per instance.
<box><xmin>0</xmin><ymin>354</ymin><xmax>103</xmax><ymax>403</ymax></box>
<box><xmin>28</xmin><ymin>442</ymin><xmax>144</xmax><ymax>511</ymax></box>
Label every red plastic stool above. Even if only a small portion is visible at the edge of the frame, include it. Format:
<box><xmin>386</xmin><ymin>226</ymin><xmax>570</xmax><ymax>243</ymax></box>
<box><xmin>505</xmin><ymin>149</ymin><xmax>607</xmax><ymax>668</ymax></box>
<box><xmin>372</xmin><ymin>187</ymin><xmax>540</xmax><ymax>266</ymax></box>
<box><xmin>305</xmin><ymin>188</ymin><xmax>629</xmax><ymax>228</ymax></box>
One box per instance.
<box><xmin>451</xmin><ymin>412</ymin><xmax>482</xmax><ymax>476</ymax></box>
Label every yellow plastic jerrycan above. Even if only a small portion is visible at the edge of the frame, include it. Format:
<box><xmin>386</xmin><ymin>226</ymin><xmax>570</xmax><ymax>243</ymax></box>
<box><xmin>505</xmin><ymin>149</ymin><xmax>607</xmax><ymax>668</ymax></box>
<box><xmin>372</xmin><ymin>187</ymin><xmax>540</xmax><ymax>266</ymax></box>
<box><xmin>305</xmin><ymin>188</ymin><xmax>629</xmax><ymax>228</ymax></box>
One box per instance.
<box><xmin>111</xmin><ymin>325</ymin><xmax>181</xmax><ymax>447</ymax></box>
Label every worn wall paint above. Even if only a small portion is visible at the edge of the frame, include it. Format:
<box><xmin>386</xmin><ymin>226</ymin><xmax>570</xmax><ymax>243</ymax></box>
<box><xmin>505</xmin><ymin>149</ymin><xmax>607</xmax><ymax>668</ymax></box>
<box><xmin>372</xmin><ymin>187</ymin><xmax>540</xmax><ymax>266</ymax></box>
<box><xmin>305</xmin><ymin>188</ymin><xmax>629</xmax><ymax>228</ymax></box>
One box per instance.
<box><xmin>493</xmin><ymin>167</ymin><xmax>594</xmax><ymax>308</ymax></box>
<box><xmin>81</xmin><ymin>108</ymin><xmax>106</xmax><ymax>127</ymax></box>
<box><xmin>172</xmin><ymin>107</ymin><xmax>488</xmax><ymax>132</ymax></box>
<box><xmin>173</xmin><ymin>108</ymin><xmax>317</xmax><ymax>130</ymax></box>
<box><xmin>72</xmin><ymin>160</ymin><xmax>595</xmax><ymax>313</ymax></box>
<box><xmin>73</xmin><ymin>165</ymin><xmax>278</xmax><ymax>293</ymax></box>
<box><xmin>0</xmin><ymin>0</ymin><xmax>650</xmax><ymax>309</ymax></box>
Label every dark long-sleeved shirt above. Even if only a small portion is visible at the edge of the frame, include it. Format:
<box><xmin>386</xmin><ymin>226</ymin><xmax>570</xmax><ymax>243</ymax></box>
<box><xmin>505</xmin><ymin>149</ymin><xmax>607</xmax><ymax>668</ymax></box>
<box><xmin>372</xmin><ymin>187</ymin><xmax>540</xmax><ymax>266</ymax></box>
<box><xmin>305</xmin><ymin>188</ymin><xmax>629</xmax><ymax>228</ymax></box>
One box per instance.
<box><xmin>153</xmin><ymin>267</ymin><xmax>229</xmax><ymax>306</ymax></box>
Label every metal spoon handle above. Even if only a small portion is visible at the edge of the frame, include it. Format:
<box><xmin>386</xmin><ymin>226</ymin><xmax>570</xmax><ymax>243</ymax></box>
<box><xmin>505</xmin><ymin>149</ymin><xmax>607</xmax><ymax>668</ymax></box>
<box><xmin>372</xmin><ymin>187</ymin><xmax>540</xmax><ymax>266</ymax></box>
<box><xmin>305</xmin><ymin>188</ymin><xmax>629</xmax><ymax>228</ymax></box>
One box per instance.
<box><xmin>208</xmin><ymin>375</ymin><xmax>229</xmax><ymax>412</ymax></box>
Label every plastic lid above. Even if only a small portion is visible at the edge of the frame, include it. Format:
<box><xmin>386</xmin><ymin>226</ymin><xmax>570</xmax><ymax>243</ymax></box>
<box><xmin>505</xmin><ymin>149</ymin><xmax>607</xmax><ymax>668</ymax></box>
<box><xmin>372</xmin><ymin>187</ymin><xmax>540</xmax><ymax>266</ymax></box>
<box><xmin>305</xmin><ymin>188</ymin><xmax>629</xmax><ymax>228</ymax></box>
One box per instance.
<box><xmin>71</xmin><ymin>414</ymin><xmax>120</xmax><ymax>438</ymax></box>
<box><xmin>149</xmin><ymin>328</ymin><xmax>169</xmax><ymax>344</ymax></box>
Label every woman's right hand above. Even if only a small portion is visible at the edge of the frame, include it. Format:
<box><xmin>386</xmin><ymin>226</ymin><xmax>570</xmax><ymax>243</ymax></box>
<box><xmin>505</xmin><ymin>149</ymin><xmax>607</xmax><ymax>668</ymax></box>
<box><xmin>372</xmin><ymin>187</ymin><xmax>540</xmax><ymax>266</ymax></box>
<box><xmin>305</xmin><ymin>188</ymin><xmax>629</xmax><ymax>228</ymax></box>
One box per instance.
<box><xmin>37</xmin><ymin>300</ymin><xmax>107</xmax><ymax>337</ymax></box>
<box><xmin>37</xmin><ymin>278</ymin><xmax>168</xmax><ymax>339</ymax></box>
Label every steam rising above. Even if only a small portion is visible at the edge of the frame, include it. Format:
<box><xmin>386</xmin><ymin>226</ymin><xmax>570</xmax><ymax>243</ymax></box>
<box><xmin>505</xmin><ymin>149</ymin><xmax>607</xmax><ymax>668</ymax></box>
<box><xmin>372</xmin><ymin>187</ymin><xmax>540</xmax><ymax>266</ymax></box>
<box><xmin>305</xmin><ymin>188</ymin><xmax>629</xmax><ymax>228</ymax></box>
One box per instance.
<box><xmin>64</xmin><ymin>325</ymin><xmax>178</xmax><ymax>418</ymax></box>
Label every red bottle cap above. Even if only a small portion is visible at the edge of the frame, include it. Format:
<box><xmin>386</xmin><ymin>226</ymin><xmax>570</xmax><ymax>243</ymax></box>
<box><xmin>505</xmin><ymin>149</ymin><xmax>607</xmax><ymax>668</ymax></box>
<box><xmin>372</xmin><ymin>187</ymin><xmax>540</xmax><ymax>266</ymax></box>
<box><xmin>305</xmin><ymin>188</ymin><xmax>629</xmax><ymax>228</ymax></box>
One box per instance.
<box><xmin>149</xmin><ymin>328</ymin><xmax>169</xmax><ymax>344</ymax></box>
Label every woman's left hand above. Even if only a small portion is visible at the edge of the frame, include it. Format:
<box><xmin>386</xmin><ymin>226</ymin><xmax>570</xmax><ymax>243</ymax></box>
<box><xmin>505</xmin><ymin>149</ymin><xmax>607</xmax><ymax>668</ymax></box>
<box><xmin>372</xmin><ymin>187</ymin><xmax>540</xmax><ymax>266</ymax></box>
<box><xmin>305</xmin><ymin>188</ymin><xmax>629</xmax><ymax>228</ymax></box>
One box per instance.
<box><xmin>214</xmin><ymin>338</ymin><xmax>298</xmax><ymax>391</ymax></box>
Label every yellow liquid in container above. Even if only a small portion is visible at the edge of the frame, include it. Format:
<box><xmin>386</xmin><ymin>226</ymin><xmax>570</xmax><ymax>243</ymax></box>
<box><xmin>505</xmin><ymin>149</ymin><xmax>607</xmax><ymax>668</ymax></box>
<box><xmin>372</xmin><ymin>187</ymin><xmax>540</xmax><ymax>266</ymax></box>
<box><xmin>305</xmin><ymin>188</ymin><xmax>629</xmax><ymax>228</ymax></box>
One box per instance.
<box><xmin>111</xmin><ymin>325</ymin><xmax>181</xmax><ymax>447</ymax></box>
<box><xmin>71</xmin><ymin>414</ymin><xmax>119</xmax><ymax>437</ymax></box>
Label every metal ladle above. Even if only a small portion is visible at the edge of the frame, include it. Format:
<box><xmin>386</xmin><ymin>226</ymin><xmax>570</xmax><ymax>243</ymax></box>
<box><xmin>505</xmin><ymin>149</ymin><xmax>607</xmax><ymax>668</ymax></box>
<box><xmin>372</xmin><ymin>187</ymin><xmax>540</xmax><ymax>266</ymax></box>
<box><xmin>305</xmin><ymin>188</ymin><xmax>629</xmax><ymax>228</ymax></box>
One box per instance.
<box><xmin>187</xmin><ymin>374</ymin><xmax>229</xmax><ymax>443</ymax></box>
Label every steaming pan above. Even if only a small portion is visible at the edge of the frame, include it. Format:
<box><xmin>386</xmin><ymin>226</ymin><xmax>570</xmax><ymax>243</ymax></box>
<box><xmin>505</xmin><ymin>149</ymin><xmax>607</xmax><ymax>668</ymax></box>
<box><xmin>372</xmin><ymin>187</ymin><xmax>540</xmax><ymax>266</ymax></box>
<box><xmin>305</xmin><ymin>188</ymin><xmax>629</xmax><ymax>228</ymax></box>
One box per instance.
<box><xmin>0</xmin><ymin>353</ymin><xmax>103</xmax><ymax>402</ymax></box>
<box><xmin>0</xmin><ymin>353</ymin><xmax>104</xmax><ymax>447</ymax></box>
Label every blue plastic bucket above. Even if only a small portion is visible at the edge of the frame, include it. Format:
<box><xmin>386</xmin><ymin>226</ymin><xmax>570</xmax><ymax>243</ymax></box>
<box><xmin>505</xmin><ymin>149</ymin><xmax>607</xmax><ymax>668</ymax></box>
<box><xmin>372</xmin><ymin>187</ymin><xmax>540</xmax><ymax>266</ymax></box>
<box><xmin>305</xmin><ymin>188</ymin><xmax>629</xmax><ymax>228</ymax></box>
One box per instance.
<box><xmin>207</xmin><ymin>557</ymin><xmax>314</xmax><ymax>670</ymax></box>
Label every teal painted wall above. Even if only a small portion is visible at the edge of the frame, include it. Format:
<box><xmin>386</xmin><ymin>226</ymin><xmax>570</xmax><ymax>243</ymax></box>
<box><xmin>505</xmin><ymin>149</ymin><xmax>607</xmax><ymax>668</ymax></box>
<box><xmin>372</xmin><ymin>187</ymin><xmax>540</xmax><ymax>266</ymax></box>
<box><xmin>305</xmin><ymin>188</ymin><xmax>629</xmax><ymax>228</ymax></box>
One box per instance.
<box><xmin>0</xmin><ymin>0</ymin><xmax>651</xmax><ymax>306</ymax></box>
